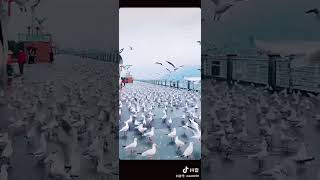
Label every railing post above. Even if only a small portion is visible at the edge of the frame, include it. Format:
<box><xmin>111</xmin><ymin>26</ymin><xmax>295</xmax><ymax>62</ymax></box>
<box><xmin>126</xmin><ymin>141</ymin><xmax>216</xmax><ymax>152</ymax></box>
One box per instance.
<box><xmin>288</xmin><ymin>55</ymin><xmax>294</xmax><ymax>94</ymax></box>
<box><xmin>227</xmin><ymin>54</ymin><xmax>236</xmax><ymax>85</ymax></box>
<box><xmin>187</xmin><ymin>81</ymin><xmax>190</xmax><ymax>91</ymax></box>
<box><xmin>268</xmin><ymin>54</ymin><xmax>279</xmax><ymax>91</ymax></box>
<box><xmin>177</xmin><ymin>80</ymin><xmax>179</xmax><ymax>89</ymax></box>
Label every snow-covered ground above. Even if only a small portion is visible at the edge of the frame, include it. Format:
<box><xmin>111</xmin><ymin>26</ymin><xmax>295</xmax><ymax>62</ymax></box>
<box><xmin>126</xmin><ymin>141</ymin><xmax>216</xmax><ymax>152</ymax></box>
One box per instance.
<box><xmin>0</xmin><ymin>55</ymin><xmax>119</xmax><ymax>180</ymax></box>
<box><xmin>1</xmin><ymin>54</ymin><xmax>320</xmax><ymax>180</ymax></box>
<box><xmin>119</xmin><ymin>82</ymin><xmax>201</xmax><ymax>160</ymax></box>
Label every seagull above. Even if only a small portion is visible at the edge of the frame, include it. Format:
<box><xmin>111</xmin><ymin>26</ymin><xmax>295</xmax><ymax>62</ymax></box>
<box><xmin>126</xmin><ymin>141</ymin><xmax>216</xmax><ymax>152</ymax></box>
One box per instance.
<box><xmin>182</xmin><ymin>142</ymin><xmax>194</xmax><ymax>158</ymax></box>
<box><xmin>125</xmin><ymin>115</ymin><xmax>133</xmax><ymax>124</ymax></box>
<box><xmin>0</xmin><ymin>164</ymin><xmax>9</xmax><ymax>180</ymax></box>
<box><xmin>129</xmin><ymin>46</ymin><xmax>133</xmax><ymax>50</ymax></box>
<box><xmin>174</xmin><ymin>136</ymin><xmax>185</xmax><ymax>149</ymax></box>
<box><xmin>167</xmin><ymin>117</ymin><xmax>173</xmax><ymax>128</ymax></box>
<box><xmin>1</xmin><ymin>139</ymin><xmax>13</xmax><ymax>161</ymax></box>
<box><xmin>305</xmin><ymin>8</ymin><xmax>320</xmax><ymax>20</ymax></box>
<box><xmin>211</xmin><ymin>0</ymin><xmax>249</xmax><ymax>21</ymax></box>
<box><xmin>138</xmin><ymin>143</ymin><xmax>157</xmax><ymax>159</ymax></box>
<box><xmin>167</xmin><ymin>128</ymin><xmax>177</xmax><ymax>141</ymax></box>
<box><xmin>119</xmin><ymin>122</ymin><xmax>129</xmax><ymax>135</ymax></box>
<box><xmin>135</xmin><ymin>124</ymin><xmax>147</xmax><ymax>134</ymax></box>
<box><xmin>293</xmin><ymin>143</ymin><xmax>315</xmax><ymax>164</ymax></box>
<box><xmin>166</xmin><ymin>68</ymin><xmax>171</xmax><ymax>73</ymax></box>
<box><xmin>196</xmin><ymin>41</ymin><xmax>201</xmax><ymax>45</ymax></box>
<box><xmin>123</xmin><ymin>138</ymin><xmax>138</xmax><ymax>153</ymax></box>
<box><xmin>166</xmin><ymin>61</ymin><xmax>176</xmax><ymax>69</ymax></box>
<box><xmin>119</xmin><ymin>48</ymin><xmax>124</xmax><ymax>54</ymax></box>
<box><xmin>155</xmin><ymin>62</ymin><xmax>163</xmax><ymax>66</ymax></box>
<box><xmin>143</xmin><ymin>127</ymin><xmax>155</xmax><ymax>141</ymax></box>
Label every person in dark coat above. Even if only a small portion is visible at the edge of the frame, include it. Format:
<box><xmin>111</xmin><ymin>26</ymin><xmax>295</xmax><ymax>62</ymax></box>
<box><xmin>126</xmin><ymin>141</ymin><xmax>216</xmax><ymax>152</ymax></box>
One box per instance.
<box><xmin>50</xmin><ymin>51</ymin><xmax>54</xmax><ymax>63</ymax></box>
<box><xmin>18</xmin><ymin>50</ymin><xmax>27</xmax><ymax>75</ymax></box>
<box><xmin>28</xmin><ymin>49</ymin><xmax>37</xmax><ymax>64</ymax></box>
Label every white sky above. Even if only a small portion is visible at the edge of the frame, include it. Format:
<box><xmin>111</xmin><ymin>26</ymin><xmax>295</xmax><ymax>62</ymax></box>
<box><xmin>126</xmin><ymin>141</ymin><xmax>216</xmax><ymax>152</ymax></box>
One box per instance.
<box><xmin>119</xmin><ymin>8</ymin><xmax>201</xmax><ymax>79</ymax></box>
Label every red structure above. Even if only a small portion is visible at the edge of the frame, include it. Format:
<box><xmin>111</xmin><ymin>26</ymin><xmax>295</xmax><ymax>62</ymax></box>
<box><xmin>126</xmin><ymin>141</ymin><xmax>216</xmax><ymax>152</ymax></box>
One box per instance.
<box><xmin>126</xmin><ymin>72</ymin><xmax>134</xmax><ymax>83</ymax></box>
<box><xmin>24</xmin><ymin>41</ymin><xmax>52</xmax><ymax>63</ymax></box>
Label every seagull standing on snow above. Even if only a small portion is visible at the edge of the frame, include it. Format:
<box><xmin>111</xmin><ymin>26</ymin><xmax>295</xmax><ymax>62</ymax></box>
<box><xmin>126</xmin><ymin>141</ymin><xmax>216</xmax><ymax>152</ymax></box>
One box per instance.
<box><xmin>138</xmin><ymin>143</ymin><xmax>157</xmax><ymax>159</ymax></box>
<box><xmin>119</xmin><ymin>122</ymin><xmax>129</xmax><ymax>135</ymax></box>
<box><xmin>123</xmin><ymin>138</ymin><xmax>138</xmax><ymax>153</ymax></box>
<box><xmin>167</xmin><ymin>128</ymin><xmax>176</xmax><ymax>141</ymax></box>
<box><xmin>135</xmin><ymin>124</ymin><xmax>147</xmax><ymax>134</ymax></box>
<box><xmin>175</xmin><ymin>136</ymin><xmax>185</xmax><ymax>149</ymax></box>
<box><xmin>0</xmin><ymin>164</ymin><xmax>9</xmax><ymax>180</ymax></box>
<box><xmin>143</xmin><ymin>127</ymin><xmax>155</xmax><ymax>142</ymax></box>
<box><xmin>183</xmin><ymin>142</ymin><xmax>194</xmax><ymax>158</ymax></box>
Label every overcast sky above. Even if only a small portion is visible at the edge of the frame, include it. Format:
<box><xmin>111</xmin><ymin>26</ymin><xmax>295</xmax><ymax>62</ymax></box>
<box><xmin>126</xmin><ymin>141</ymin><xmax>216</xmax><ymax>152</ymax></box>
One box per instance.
<box><xmin>8</xmin><ymin>0</ymin><xmax>118</xmax><ymax>51</ymax></box>
<box><xmin>120</xmin><ymin>8</ymin><xmax>201</xmax><ymax>79</ymax></box>
<box><xmin>202</xmin><ymin>0</ymin><xmax>320</xmax><ymax>49</ymax></box>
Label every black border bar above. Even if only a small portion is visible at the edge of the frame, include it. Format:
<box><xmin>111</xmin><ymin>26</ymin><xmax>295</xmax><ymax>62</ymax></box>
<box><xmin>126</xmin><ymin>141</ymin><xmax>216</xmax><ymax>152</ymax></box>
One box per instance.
<box><xmin>120</xmin><ymin>160</ymin><xmax>201</xmax><ymax>180</ymax></box>
<box><xmin>119</xmin><ymin>0</ymin><xmax>201</xmax><ymax>7</ymax></box>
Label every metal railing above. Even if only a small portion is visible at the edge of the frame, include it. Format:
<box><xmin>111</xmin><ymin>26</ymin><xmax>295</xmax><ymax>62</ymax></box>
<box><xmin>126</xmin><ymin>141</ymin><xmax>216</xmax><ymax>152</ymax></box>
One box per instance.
<box><xmin>56</xmin><ymin>49</ymin><xmax>122</xmax><ymax>64</ymax></box>
<box><xmin>202</xmin><ymin>54</ymin><xmax>320</xmax><ymax>93</ymax></box>
<box><xmin>139</xmin><ymin>79</ymin><xmax>201</xmax><ymax>92</ymax></box>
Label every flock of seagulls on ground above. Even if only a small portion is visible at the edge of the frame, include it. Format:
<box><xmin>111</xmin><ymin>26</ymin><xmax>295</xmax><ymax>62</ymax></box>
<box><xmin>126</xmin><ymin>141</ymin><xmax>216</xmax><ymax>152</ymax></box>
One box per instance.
<box><xmin>0</xmin><ymin>58</ymin><xmax>119</xmax><ymax>180</ymax></box>
<box><xmin>202</xmin><ymin>79</ymin><xmax>320</xmax><ymax>180</ymax></box>
<box><xmin>119</xmin><ymin>82</ymin><xmax>201</xmax><ymax>160</ymax></box>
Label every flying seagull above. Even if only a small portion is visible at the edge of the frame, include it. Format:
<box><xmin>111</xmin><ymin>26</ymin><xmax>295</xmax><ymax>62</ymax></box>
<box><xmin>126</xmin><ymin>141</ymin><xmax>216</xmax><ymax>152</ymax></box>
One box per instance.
<box><xmin>129</xmin><ymin>46</ymin><xmax>133</xmax><ymax>50</ymax></box>
<box><xmin>174</xmin><ymin>65</ymin><xmax>184</xmax><ymax>71</ymax></box>
<box><xmin>197</xmin><ymin>41</ymin><xmax>201</xmax><ymax>45</ymax></box>
<box><xmin>35</xmin><ymin>17</ymin><xmax>47</xmax><ymax>25</ymax></box>
<box><xmin>14</xmin><ymin>0</ymin><xmax>28</xmax><ymax>12</ymax></box>
<box><xmin>31</xmin><ymin>0</ymin><xmax>41</xmax><ymax>10</ymax></box>
<box><xmin>211</xmin><ymin>0</ymin><xmax>249</xmax><ymax>21</ymax></box>
<box><xmin>155</xmin><ymin>62</ymin><xmax>163</xmax><ymax>66</ymax></box>
<box><xmin>305</xmin><ymin>8</ymin><xmax>320</xmax><ymax>20</ymax></box>
<box><xmin>119</xmin><ymin>48</ymin><xmax>124</xmax><ymax>54</ymax></box>
<box><xmin>166</xmin><ymin>61</ymin><xmax>176</xmax><ymax>69</ymax></box>
<box><xmin>166</xmin><ymin>68</ymin><xmax>171</xmax><ymax>73</ymax></box>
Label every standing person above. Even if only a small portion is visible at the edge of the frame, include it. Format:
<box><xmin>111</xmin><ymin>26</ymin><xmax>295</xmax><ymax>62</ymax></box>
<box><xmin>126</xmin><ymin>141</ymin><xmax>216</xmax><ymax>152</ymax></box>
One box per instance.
<box><xmin>49</xmin><ymin>50</ymin><xmax>54</xmax><ymax>63</ymax></box>
<box><xmin>29</xmin><ymin>49</ymin><xmax>36</xmax><ymax>64</ymax></box>
<box><xmin>28</xmin><ymin>49</ymin><xmax>32</xmax><ymax>64</ymax></box>
<box><xmin>6</xmin><ymin>51</ymin><xmax>14</xmax><ymax>85</ymax></box>
<box><xmin>18</xmin><ymin>50</ymin><xmax>27</xmax><ymax>75</ymax></box>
